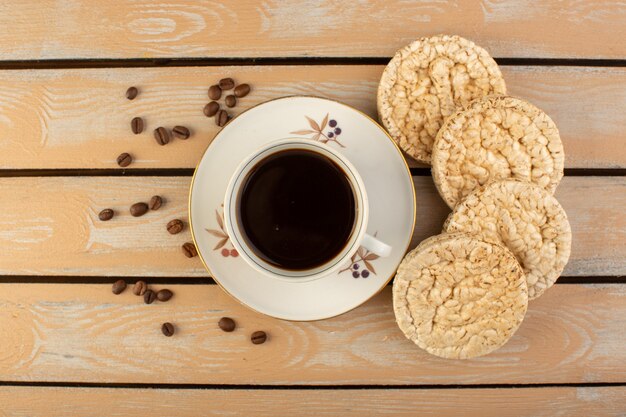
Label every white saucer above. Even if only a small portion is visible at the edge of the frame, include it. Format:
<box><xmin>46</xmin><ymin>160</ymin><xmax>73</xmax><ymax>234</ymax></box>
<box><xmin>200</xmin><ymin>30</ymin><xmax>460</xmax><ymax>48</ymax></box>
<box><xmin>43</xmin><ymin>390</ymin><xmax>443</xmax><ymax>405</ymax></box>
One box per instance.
<box><xmin>189</xmin><ymin>96</ymin><xmax>415</xmax><ymax>321</ymax></box>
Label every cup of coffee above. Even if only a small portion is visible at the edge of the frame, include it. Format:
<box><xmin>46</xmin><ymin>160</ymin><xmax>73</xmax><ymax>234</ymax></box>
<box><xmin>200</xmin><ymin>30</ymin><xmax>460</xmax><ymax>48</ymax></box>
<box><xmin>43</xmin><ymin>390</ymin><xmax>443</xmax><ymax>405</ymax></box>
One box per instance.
<box><xmin>224</xmin><ymin>138</ymin><xmax>391</xmax><ymax>282</ymax></box>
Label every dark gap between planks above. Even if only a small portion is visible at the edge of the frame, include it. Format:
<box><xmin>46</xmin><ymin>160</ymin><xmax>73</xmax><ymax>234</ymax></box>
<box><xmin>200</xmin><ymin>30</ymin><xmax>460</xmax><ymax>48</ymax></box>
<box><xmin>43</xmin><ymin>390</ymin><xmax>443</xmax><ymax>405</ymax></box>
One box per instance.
<box><xmin>0</xmin><ymin>381</ymin><xmax>623</xmax><ymax>390</ymax></box>
<box><xmin>0</xmin><ymin>57</ymin><xmax>624</xmax><ymax>70</ymax></box>
<box><xmin>0</xmin><ymin>56</ymin><xmax>622</xmax><ymax>286</ymax></box>
<box><xmin>0</xmin><ymin>168</ymin><xmax>624</xmax><ymax>177</ymax></box>
<box><xmin>0</xmin><ymin>276</ymin><xmax>623</xmax><ymax>285</ymax></box>
<box><xmin>0</xmin><ymin>58</ymin><xmax>622</xmax><ymax>391</ymax></box>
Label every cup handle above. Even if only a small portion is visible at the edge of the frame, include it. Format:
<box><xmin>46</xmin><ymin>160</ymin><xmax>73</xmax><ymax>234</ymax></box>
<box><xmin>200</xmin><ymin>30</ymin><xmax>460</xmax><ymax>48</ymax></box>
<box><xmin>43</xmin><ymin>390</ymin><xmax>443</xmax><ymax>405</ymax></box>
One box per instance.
<box><xmin>361</xmin><ymin>233</ymin><xmax>392</xmax><ymax>258</ymax></box>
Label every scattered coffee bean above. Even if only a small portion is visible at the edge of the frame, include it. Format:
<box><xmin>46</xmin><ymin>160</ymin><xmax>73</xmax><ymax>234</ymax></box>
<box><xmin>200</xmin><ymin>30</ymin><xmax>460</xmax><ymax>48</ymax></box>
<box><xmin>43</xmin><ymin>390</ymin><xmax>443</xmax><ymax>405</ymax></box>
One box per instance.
<box><xmin>182</xmin><ymin>242</ymin><xmax>198</xmax><ymax>258</ymax></box>
<box><xmin>219</xmin><ymin>78</ymin><xmax>235</xmax><ymax>90</ymax></box>
<box><xmin>131</xmin><ymin>117</ymin><xmax>144</xmax><ymax>134</ymax></box>
<box><xmin>204</xmin><ymin>101</ymin><xmax>220</xmax><ymax>117</ymax></box>
<box><xmin>161</xmin><ymin>322</ymin><xmax>175</xmax><ymax>337</ymax></box>
<box><xmin>218</xmin><ymin>317</ymin><xmax>236</xmax><ymax>332</ymax></box>
<box><xmin>251</xmin><ymin>331</ymin><xmax>267</xmax><ymax>345</ymax></box>
<box><xmin>133</xmin><ymin>280</ymin><xmax>147</xmax><ymax>296</ymax></box>
<box><xmin>116</xmin><ymin>152</ymin><xmax>132</xmax><ymax>167</ymax></box>
<box><xmin>126</xmin><ymin>86</ymin><xmax>138</xmax><ymax>100</ymax></box>
<box><xmin>130</xmin><ymin>202</ymin><xmax>149</xmax><ymax>217</ymax></box>
<box><xmin>154</xmin><ymin>127</ymin><xmax>170</xmax><ymax>146</ymax></box>
<box><xmin>215</xmin><ymin>109</ymin><xmax>228</xmax><ymax>127</ymax></box>
<box><xmin>225</xmin><ymin>95</ymin><xmax>236</xmax><ymax>108</ymax></box>
<box><xmin>143</xmin><ymin>289</ymin><xmax>157</xmax><ymax>304</ymax></box>
<box><xmin>234</xmin><ymin>83</ymin><xmax>250</xmax><ymax>98</ymax></box>
<box><xmin>99</xmin><ymin>208</ymin><xmax>114</xmax><ymax>221</ymax></box>
<box><xmin>172</xmin><ymin>126</ymin><xmax>190</xmax><ymax>140</ymax></box>
<box><xmin>209</xmin><ymin>85</ymin><xmax>222</xmax><ymax>100</ymax></box>
<box><xmin>157</xmin><ymin>289</ymin><xmax>173</xmax><ymax>302</ymax></box>
<box><xmin>112</xmin><ymin>279</ymin><xmax>127</xmax><ymax>295</ymax></box>
<box><xmin>167</xmin><ymin>219</ymin><xmax>184</xmax><ymax>234</ymax></box>
<box><xmin>149</xmin><ymin>195</ymin><xmax>162</xmax><ymax>210</ymax></box>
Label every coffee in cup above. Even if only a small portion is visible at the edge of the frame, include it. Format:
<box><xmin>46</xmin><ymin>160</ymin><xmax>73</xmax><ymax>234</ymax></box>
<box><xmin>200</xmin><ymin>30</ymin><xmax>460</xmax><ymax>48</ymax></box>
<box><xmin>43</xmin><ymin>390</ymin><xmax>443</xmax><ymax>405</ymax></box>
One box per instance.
<box><xmin>224</xmin><ymin>139</ymin><xmax>391</xmax><ymax>282</ymax></box>
<box><xmin>239</xmin><ymin>148</ymin><xmax>356</xmax><ymax>270</ymax></box>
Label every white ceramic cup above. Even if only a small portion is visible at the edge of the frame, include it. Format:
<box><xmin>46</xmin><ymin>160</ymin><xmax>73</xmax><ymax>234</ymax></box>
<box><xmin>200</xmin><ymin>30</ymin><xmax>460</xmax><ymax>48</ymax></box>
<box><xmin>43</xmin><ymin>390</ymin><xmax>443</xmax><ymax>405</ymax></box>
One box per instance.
<box><xmin>224</xmin><ymin>138</ymin><xmax>391</xmax><ymax>282</ymax></box>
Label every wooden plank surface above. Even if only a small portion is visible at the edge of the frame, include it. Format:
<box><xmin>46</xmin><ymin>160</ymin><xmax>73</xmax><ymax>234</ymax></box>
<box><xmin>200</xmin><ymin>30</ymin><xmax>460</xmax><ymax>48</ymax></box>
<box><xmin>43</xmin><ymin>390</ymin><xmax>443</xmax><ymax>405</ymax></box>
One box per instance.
<box><xmin>1</xmin><ymin>386</ymin><xmax>624</xmax><ymax>417</ymax></box>
<box><xmin>0</xmin><ymin>176</ymin><xmax>622</xmax><ymax>277</ymax></box>
<box><xmin>1</xmin><ymin>0</ymin><xmax>624</xmax><ymax>409</ymax></box>
<box><xmin>0</xmin><ymin>65</ymin><xmax>624</xmax><ymax>169</ymax></box>
<box><xmin>2</xmin><ymin>1</ymin><xmax>625</xmax><ymax>60</ymax></box>
<box><xmin>0</xmin><ymin>284</ymin><xmax>624</xmax><ymax>384</ymax></box>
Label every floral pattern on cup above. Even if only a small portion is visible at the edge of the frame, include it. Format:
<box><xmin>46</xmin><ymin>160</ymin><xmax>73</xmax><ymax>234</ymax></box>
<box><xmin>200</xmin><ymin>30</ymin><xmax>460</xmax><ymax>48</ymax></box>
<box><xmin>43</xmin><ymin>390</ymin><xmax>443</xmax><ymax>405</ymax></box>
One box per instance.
<box><xmin>339</xmin><ymin>236</ymin><xmax>380</xmax><ymax>278</ymax></box>
<box><xmin>291</xmin><ymin>113</ymin><xmax>345</xmax><ymax>148</ymax></box>
<box><xmin>205</xmin><ymin>205</ymin><xmax>239</xmax><ymax>258</ymax></box>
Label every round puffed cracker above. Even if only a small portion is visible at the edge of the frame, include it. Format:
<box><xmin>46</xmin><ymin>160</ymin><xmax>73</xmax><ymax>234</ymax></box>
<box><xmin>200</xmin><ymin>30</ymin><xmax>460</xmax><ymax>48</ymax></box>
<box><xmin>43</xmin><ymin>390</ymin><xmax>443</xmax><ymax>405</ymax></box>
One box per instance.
<box><xmin>444</xmin><ymin>179</ymin><xmax>571</xmax><ymax>300</ymax></box>
<box><xmin>393</xmin><ymin>233</ymin><xmax>527</xmax><ymax>359</ymax></box>
<box><xmin>377</xmin><ymin>35</ymin><xmax>506</xmax><ymax>164</ymax></box>
<box><xmin>432</xmin><ymin>95</ymin><xmax>564</xmax><ymax>208</ymax></box>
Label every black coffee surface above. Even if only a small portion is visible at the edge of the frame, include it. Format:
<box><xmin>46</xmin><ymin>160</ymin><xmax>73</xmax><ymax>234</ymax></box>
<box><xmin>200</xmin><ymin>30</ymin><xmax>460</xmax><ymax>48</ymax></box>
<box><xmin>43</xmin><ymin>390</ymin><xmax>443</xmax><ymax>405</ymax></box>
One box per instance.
<box><xmin>239</xmin><ymin>149</ymin><xmax>356</xmax><ymax>271</ymax></box>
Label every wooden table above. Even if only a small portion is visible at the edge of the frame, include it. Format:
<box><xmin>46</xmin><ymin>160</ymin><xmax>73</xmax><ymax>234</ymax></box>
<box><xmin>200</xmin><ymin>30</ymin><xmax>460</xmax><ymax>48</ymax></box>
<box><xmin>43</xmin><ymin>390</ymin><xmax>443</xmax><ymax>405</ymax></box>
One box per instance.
<box><xmin>0</xmin><ymin>1</ymin><xmax>625</xmax><ymax>415</ymax></box>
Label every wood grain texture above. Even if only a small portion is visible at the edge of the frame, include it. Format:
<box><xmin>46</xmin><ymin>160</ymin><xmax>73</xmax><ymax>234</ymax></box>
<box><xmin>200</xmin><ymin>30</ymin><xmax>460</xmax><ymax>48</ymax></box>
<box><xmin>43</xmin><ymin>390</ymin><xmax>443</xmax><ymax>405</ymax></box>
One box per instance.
<box><xmin>0</xmin><ymin>65</ymin><xmax>624</xmax><ymax>169</ymax></box>
<box><xmin>0</xmin><ymin>284</ymin><xmax>624</xmax><ymax>384</ymax></box>
<box><xmin>1</xmin><ymin>1</ymin><xmax>625</xmax><ymax>60</ymax></box>
<box><xmin>1</xmin><ymin>386</ymin><xmax>625</xmax><ymax>417</ymax></box>
<box><xmin>0</xmin><ymin>176</ymin><xmax>622</xmax><ymax>277</ymax></box>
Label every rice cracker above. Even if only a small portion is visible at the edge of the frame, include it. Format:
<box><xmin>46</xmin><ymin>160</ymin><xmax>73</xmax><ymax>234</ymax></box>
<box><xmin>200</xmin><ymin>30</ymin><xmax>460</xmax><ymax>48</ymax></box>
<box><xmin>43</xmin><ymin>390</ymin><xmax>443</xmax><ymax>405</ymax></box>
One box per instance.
<box><xmin>432</xmin><ymin>95</ymin><xmax>564</xmax><ymax>208</ymax></box>
<box><xmin>378</xmin><ymin>35</ymin><xmax>506</xmax><ymax>164</ymax></box>
<box><xmin>393</xmin><ymin>233</ymin><xmax>527</xmax><ymax>359</ymax></box>
<box><xmin>444</xmin><ymin>180</ymin><xmax>571</xmax><ymax>299</ymax></box>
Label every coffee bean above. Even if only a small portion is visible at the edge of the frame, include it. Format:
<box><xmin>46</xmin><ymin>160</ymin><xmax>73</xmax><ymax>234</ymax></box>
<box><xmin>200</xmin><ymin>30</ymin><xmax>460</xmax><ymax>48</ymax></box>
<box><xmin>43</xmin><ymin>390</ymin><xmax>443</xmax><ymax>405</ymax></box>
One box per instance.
<box><xmin>234</xmin><ymin>83</ymin><xmax>250</xmax><ymax>98</ymax></box>
<box><xmin>130</xmin><ymin>202</ymin><xmax>149</xmax><ymax>217</ymax></box>
<box><xmin>154</xmin><ymin>127</ymin><xmax>170</xmax><ymax>146</ymax></box>
<box><xmin>219</xmin><ymin>78</ymin><xmax>235</xmax><ymax>90</ymax></box>
<box><xmin>143</xmin><ymin>289</ymin><xmax>156</xmax><ymax>304</ymax></box>
<box><xmin>251</xmin><ymin>331</ymin><xmax>267</xmax><ymax>345</ymax></box>
<box><xmin>131</xmin><ymin>117</ymin><xmax>144</xmax><ymax>134</ymax></box>
<box><xmin>172</xmin><ymin>126</ymin><xmax>190</xmax><ymax>140</ymax></box>
<box><xmin>99</xmin><ymin>208</ymin><xmax>114</xmax><ymax>221</ymax></box>
<box><xmin>112</xmin><ymin>279</ymin><xmax>127</xmax><ymax>295</ymax></box>
<box><xmin>225</xmin><ymin>95</ymin><xmax>236</xmax><ymax>108</ymax></box>
<box><xmin>204</xmin><ymin>101</ymin><xmax>220</xmax><ymax>117</ymax></box>
<box><xmin>167</xmin><ymin>219</ymin><xmax>184</xmax><ymax>234</ymax></box>
<box><xmin>208</xmin><ymin>85</ymin><xmax>222</xmax><ymax>100</ymax></box>
<box><xmin>149</xmin><ymin>195</ymin><xmax>162</xmax><ymax>210</ymax></box>
<box><xmin>215</xmin><ymin>110</ymin><xmax>228</xmax><ymax>127</ymax></box>
<box><xmin>133</xmin><ymin>280</ymin><xmax>147</xmax><ymax>296</ymax></box>
<box><xmin>182</xmin><ymin>242</ymin><xmax>198</xmax><ymax>258</ymax></box>
<box><xmin>218</xmin><ymin>317</ymin><xmax>236</xmax><ymax>332</ymax></box>
<box><xmin>161</xmin><ymin>322</ymin><xmax>175</xmax><ymax>337</ymax></box>
<box><xmin>157</xmin><ymin>289</ymin><xmax>173</xmax><ymax>302</ymax></box>
<box><xmin>126</xmin><ymin>86</ymin><xmax>138</xmax><ymax>100</ymax></box>
<box><xmin>116</xmin><ymin>152</ymin><xmax>132</xmax><ymax>167</ymax></box>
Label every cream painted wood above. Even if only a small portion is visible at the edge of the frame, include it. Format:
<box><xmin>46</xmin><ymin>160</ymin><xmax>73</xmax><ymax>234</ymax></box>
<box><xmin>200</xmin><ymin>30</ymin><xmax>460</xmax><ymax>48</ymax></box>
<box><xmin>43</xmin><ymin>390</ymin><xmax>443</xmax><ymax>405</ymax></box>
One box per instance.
<box><xmin>1</xmin><ymin>386</ymin><xmax>625</xmax><ymax>417</ymax></box>
<box><xmin>0</xmin><ymin>284</ymin><xmax>624</xmax><ymax>384</ymax></box>
<box><xmin>0</xmin><ymin>66</ymin><xmax>623</xmax><ymax>169</ymax></box>
<box><xmin>0</xmin><ymin>176</ymin><xmax>622</xmax><ymax>277</ymax></box>
<box><xmin>1</xmin><ymin>1</ymin><xmax>624</xmax><ymax>59</ymax></box>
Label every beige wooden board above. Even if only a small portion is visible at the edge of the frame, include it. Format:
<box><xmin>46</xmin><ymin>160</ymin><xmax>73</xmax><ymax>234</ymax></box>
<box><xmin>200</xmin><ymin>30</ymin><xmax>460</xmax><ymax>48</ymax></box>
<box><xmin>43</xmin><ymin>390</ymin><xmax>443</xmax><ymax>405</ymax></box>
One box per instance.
<box><xmin>0</xmin><ymin>176</ymin><xmax>623</xmax><ymax>277</ymax></box>
<box><xmin>2</xmin><ymin>1</ymin><xmax>625</xmax><ymax>60</ymax></box>
<box><xmin>0</xmin><ymin>284</ymin><xmax>624</xmax><ymax>384</ymax></box>
<box><xmin>1</xmin><ymin>386</ymin><xmax>625</xmax><ymax>417</ymax></box>
<box><xmin>0</xmin><ymin>65</ymin><xmax>624</xmax><ymax>169</ymax></box>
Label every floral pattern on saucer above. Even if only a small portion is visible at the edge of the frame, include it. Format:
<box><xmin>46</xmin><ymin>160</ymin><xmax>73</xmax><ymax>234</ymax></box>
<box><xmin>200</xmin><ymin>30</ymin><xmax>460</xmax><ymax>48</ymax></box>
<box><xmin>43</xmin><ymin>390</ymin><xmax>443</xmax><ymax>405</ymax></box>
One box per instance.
<box><xmin>205</xmin><ymin>205</ymin><xmax>239</xmax><ymax>258</ymax></box>
<box><xmin>338</xmin><ymin>232</ymin><xmax>380</xmax><ymax>278</ymax></box>
<box><xmin>291</xmin><ymin>113</ymin><xmax>345</xmax><ymax>147</ymax></box>
<box><xmin>190</xmin><ymin>96</ymin><xmax>416</xmax><ymax>321</ymax></box>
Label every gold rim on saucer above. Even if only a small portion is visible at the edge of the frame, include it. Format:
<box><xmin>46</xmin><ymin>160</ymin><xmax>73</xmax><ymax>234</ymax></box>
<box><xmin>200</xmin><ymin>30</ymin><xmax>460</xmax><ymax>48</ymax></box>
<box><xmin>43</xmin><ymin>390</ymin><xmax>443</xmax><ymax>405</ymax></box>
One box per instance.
<box><xmin>188</xmin><ymin>95</ymin><xmax>416</xmax><ymax>322</ymax></box>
